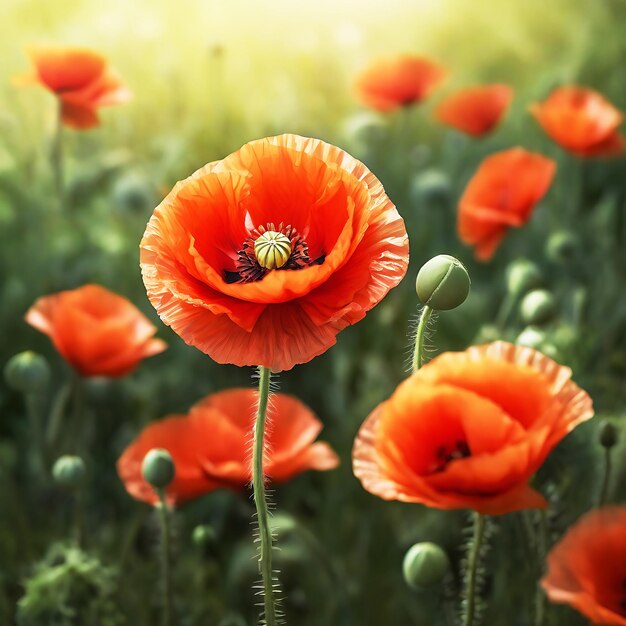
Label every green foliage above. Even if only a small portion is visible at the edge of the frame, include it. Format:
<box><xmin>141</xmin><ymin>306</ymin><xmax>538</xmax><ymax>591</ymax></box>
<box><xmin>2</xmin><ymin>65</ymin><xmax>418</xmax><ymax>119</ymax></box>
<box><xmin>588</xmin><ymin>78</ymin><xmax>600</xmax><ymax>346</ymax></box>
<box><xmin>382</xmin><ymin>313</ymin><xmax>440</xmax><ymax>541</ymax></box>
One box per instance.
<box><xmin>16</xmin><ymin>544</ymin><xmax>125</xmax><ymax>626</ymax></box>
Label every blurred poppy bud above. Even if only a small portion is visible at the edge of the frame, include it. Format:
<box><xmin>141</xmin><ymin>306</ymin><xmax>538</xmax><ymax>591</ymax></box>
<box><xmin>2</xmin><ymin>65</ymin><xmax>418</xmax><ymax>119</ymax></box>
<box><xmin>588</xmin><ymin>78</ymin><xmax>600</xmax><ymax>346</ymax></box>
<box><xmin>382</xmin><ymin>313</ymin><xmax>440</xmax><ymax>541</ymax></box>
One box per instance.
<box><xmin>4</xmin><ymin>351</ymin><xmax>50</xmax><ymax>394</ymax></box>
<box><xmin>192</xmin><ymin>524</ymin><xmax>217</xmax><ymax>549</ymax></box>
<box><xmin>403</xmin><ymin>542</ymin><xmax>450</xmax><ymax>590</ymax></box>
<box><xmin>520</xmin><ymin>289</ymin><xmax>556</xmax><ymax>326</ymax></box>
<box><xmin>141</xmin><ymin>448</ymin><xmax>175</xmax><ymax>490</ymax></box>
<box><xmin>599</xmin><ymin>420</ymin><xmax>619</xmax><ymax>449</ymax></box>
<box><xmin>410</xmin><ymin>169</ymin><xmax>451</xmax><ymax>206</ymax></box>
<box><xmin>546</xmin><ymin>230</ymin><xmax>579</xmax><ymax>265</ymax></box>
<box><xmin>52</xmin><ymin>455</ymin><xmax>86</xmax><ymax>489</ymax></box>
<box><xmin>516</xmin><ymin>326</ymin><xmax>547</xmax><ymax>350</ymax></box>
<box><xmin>506</xmin><ymin>259</ymin><xmax>542</xmax><ymax>296</ymax></box>
<box><xmin>416</xmin><ymin>255</ymin><xmax>470</xmax><ymax>311</ymax></box>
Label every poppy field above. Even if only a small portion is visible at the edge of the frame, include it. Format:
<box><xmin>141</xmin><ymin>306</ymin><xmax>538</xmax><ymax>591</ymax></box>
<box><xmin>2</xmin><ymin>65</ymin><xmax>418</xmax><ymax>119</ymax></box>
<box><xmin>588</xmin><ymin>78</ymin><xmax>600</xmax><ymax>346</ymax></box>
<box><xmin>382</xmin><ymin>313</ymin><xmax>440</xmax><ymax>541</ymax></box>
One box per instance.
<box><xmin>2</xmin><ymin>1</ymin><xmax>626</xmax><ymax>625</ymax></box>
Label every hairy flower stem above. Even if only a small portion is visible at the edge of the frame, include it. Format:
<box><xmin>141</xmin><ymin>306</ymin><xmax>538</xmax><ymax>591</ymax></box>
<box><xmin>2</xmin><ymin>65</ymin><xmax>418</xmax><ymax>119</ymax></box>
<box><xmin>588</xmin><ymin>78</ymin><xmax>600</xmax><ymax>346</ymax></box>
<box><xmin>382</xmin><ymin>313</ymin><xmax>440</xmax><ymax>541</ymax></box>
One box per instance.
<box><xmin>598</xmin><ymin>448</ymin><xmax>612</xmax><ymax>507</ymax></box>
<box><xmin>412</xmin><ymin>305</ymin><xmax>433</xmax><ymax>372</ymax></box>
<box><xmin>157</xmin><ymin>489</ymin><xmax>173</xmax><ymax>626</ymax></box>
<box><xmin>253</xmin><ymin>365</ymin><xmax>278</xmax><ymax>626</ymax></box>
<box><xmin>463</xmin><ymin>512</ymin><xmax>486</xmax><ymax>626</ymax></box>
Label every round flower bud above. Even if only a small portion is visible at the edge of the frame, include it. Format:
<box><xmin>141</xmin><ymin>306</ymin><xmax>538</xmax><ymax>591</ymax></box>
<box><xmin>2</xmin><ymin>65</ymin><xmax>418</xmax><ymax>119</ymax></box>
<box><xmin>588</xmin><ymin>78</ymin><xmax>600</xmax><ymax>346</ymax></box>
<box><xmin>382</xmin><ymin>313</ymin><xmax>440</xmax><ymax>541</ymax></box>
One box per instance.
<box><xmin>141</xmin><ymin>448</ymin><xmax>175</xmax><ymax>490</ymax></box>
<box><xmin>546</xmin><ymin>231</ymin><xmax>579</xmax><ymax>265</ymax></box>
<box><xmin>520</xmin><ymin>289</ymin><xmax>556</xmax><ymax>326</ymax></box>
<box><xmin>192</xmin><ymin>524</ymin><xmax>217</xmax><ymax>549</ymax></box>
<box><xmin>4</xmin><ymin>351</ymin><xmax>50</xmax><ymax>394</ymax></box>
<box><xmin>410</xmin><ymin>169</ymin><xmax>451</xmax><ymax>207</ymax></box>
<box><xmin>599</xmin><ymin>420</ymin><xmax>619</xmax><ymax>449</ymax></box>
<box><xmin>403</xmin><ymin>542</ymin><xmax>450</xmax><ymax>590</ymax></box>
<box><xmin>416</xmin><ymin>255</ymin><xmax>471</xmax><ymax>311</ymax></box>
<box><xmin>506</xmin><ymin>259</ymin><xmax>542</xmax><ymax>296</ymax></box>
<box><xmin>52</xmin><ymin>455</ymin><xmax>86</xmax><ymax>489</ymax></box>
<box><xmin>516</xmin><ymin>326</ymin><xmax>547</xmax><ymax>350</ymax></box>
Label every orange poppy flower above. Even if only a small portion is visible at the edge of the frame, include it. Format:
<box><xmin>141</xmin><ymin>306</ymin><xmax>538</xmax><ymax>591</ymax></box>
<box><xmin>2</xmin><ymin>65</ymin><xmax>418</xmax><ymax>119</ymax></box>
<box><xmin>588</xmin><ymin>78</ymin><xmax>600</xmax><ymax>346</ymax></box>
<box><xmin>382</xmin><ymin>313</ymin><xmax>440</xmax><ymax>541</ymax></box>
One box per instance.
<box><xmin>117</xmin><ymin>388</ymin><xmax>339</xmax><ymax>505</ymax></box>
<box><xmin>354</xmin><ymin>54</ymin><xmax>447</xmax><ymax>112</ymax></box>
<box><xmin>458</xmin><ymin>148</ymin><xmax>556</xmax><ymax>260</ymax></box>
<box><xmin>542</xmin><ymin>507</ymin><xmax>626</xmax><ymax>625</ymax></box>
<box><xmin>435</xmin><ymin>84</ymin><xmax>513</xmax><ymax>136</ymax></box>
<box><xmin>140</xmin><ymin>134</ymin><xmax>409</xmax><ymax>372</ymax></box>
<box><xmin>530</xmin><ymin>86</ymin><xmax>625</xmax><ymax>157</ymax></box>
<box><xmin>16</xmin><ymin>45</ymin><xmax>131</xmax><ymax>129</ymax></box>
<box><xmin>353</xmin><ymin>342</ymin><xmax>593</xmax><ymax>515</ymax></box>
<box><xmin>25</xmin><ymin>285</ymin><xmax>166</xmax><ymax>377</ymax></box>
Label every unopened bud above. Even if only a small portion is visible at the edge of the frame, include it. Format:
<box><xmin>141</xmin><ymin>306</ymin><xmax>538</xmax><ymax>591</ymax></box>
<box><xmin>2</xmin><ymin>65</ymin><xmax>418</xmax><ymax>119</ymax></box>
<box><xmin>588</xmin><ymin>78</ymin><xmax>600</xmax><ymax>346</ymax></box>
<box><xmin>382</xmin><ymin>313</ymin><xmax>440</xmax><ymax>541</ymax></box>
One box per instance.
<box><xmin>516</xmin><ymin>326</ymin><xmax>547</xmax><ymax>350</ymax></box>
<box><xmin>52</xmin><ymin>455</ymin><xmax>86</xmax><ymax>489</ymax></box>
<box><xmin>416</xmin><ymin>255</ymin><xmax>470</xmax><ymax>311</ymax></box>
<box><xmin>506</xmin><ymin>259</ymin><xmax>542</xmax><ymax>296</ymax></box>
<box><xmin>546</xmin><ymin>231</ymin><xmax>579</xmax><ymax>265</ymax></box>
<box><xmin>141</xmin><ymin>448</ymin><xmax>175</xmax><ymax>490</ymax></box>
<box><xmin>520</xmin><ymin>290</ymin><xmax>556</xmax><ymax>326</ymax></box>
<box><xmin>4</xmin><ymin>351</ymin><xmax>50</xmax><ymax>394</ymax></box>
<box><xmin>192</xmin><ymin>524</ymin><xmax>217</xmax><ymax>549</ymax></box>
<box><xmin>403</xmin><ymin>542</ymin><xmax>450</xmax><ymax>590</ymax></box>
<box><xmin>599</xmin><ymin>420</ymin><xmax>618</xmax><ymax>449</ymax></box>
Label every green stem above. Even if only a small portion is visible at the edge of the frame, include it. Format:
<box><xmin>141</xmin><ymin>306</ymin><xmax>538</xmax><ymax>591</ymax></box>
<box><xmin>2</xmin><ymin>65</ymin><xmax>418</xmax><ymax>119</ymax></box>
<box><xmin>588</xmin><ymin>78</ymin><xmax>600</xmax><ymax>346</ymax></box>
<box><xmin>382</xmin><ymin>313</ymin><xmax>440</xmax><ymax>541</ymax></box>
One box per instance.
<box><xmin>51</xmin><ymin>101</ymin><xmax>64</xmax><ymax>210</ymax></box>
<box><xmin>253</xmin><ymin>365</ymin><xmax>278</xmax><ymax>626</ymax></box>
<box><xmin>598</xmin><ymin>448</ymin><xmax>612</xmax><ymax>507</ymax></box>
<box><xmin>463</xmin><ymin>512</ymin><xmax>486</xmax><ymax>626</ymax></box>
<box><xmin>45</xmin><ymin>379</ymin><xmax>73</xmax><ymax>452</ymax></box>
<box><xmin>25</xmin><ymin>391</ymin><xmax>45</xmax><ymax>476</ymax></box>
<box><xmin>157</xmin><ymin>490</ymin><xmax>173</xmax><ymax>626</ymax></box>
<box><xmin>534</xmin><ymin>510</ymin><xmax>549</xmax><ymax>626</ymax></box>
<box><xmin>411</xmin><ymin>305</ymin><xmax>433</xmax><ymax>372</ymax></box>
<box><xmin>74</xmin><ymin>488</ymin><xmax>85</xmax><ymax>548</ymax></box>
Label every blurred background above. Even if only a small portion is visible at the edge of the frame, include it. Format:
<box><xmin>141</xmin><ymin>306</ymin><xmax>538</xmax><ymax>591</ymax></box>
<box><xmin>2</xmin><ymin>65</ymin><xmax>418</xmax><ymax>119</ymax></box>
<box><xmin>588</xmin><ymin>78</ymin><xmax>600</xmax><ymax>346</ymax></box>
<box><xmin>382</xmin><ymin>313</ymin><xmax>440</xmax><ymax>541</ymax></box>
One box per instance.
<box><xmin>1</xmin><ymin>0</ymin><xmax>626</xmax><ymax>624</ymax></box>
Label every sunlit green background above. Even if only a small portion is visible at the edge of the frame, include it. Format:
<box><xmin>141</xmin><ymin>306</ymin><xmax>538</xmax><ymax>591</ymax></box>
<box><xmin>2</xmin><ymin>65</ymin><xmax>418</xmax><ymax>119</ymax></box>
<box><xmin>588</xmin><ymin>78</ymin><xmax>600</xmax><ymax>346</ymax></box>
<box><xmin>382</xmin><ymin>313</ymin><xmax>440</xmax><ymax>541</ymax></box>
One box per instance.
<box><xmin>1</xmin><ymin>1</ymin><xmax>626</xmax><ymax>625</ymax></box>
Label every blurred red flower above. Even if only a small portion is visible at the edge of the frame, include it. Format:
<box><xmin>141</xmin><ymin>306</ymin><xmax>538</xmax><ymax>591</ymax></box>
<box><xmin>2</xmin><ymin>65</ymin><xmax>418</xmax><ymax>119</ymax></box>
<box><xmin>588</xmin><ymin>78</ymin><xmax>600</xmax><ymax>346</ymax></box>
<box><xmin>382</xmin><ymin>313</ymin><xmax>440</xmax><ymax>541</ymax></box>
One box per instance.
<box><xmin>354</xmin><ymin>54</ymin><xmax>447</xmax><ymax>112</ymax></box>
<box><xmin>117</xmin><ymin>388</ymin><xmax>339</xmax><ymax>505</ymax></box>
<box><xmin>353</xmin><ymin>342</ymin><xmax>593</xmax><ymax>515</ymax></box>
<box><xmin>435</xmin><ymin>84</ymin><xmax>513</xmax><ymax>136</ymax></box>
<box><xmin>16</xmin><ymin>45</ymin><xmax>131</xmax><ymax>129</ymax></box>
<box><xmin>542</xmin><ymin>507</ymin><xmax>626</xmax><ymax>625</ymax></box>
<box><xmin>531</xmin><ymin>86</ymin><xmax>625</xmax><ymax>157</ymax></box>
<box><xmin>140</xmin><ymin>133</ymin><xmax>408</xmax><ymax>372</ymax></box>
<box><xmin>26</xmin><ymin>285</ymin><xmax>166</xmax><ymax>377</ymax></box>
<box><xmin>458</xmin><ymin>148</ymin><xmax>556</xmax><ymax>260</ymax></box>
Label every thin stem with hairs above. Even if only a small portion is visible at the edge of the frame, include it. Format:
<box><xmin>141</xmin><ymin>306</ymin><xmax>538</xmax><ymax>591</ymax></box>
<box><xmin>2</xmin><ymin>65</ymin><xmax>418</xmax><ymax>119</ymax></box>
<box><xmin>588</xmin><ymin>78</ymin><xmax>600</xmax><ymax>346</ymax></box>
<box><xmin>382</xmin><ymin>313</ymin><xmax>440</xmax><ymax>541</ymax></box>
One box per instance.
<box><xmin>411</xmin><ymin>305</ymin><xmax>433</xmax><ymax>372</ymax></box>
<box><xmin>253</xmin><ymin>365</ymin><xmax>278</xmax><ymax>626</ymax></box>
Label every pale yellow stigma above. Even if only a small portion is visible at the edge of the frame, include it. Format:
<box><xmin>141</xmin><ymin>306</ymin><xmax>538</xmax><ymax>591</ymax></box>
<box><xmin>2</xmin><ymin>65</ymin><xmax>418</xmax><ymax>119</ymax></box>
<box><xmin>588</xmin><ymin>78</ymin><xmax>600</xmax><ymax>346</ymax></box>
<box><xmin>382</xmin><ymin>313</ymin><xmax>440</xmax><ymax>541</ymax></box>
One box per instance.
<box><xmin>254</xmin><ymin>231</ymin><xmax>292</xmax><ymax>270</ymax></box>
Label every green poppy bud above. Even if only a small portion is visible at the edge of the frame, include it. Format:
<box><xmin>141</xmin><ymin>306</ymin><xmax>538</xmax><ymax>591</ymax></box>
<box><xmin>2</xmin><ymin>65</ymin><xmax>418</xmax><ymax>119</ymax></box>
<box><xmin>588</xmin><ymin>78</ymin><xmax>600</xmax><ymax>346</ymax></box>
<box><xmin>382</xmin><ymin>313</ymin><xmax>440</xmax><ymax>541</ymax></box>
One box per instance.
<box><xmin>192</xmin><ymin>524</ymin><xmax>217</xmax><ymax>548</ymax></box>
<box><xmin>506</xmin><ymin>259</ymin><xmax>542</xmax><ymax>296</ymax></box>
<box><xmin>546</xmin><ymin>231</ymin><xmax>579</xmax><ymax>265</ymax></box>
<box><xmin>141</xmin><ymin>448</ymin><xmax>175</xmax><ymax>490</ymax></box>
<box><xmin>599</xmin><ymin>420</ymin><xmax>619</xmax><ymax>449</ymax></box>
<box><xmin>410</xmin><ymin>169</ymin><xmax>451</xmax><ymax>206</ymax></box>
<box><xmin>520</xmin><ymin>289</ymin><xmax>556</xmax><ymax>326</ymax></box>
<box><xmin>52</xmin><ymin>455</ymin><xmax>86</xmax><ymax>489</ymax></box>
<box><xmin>516</xmin><ymin>326</ymin><xmax>547</xmax><ymax>349</ymax></box>
<box><xmin>4</xmin><ymin>351</ymin><xmax>50</xmax><ymax>394</ymax></box>
<box><xmin>403</xmin><ymin>542</ymin><xmax>450</xmax><ymax>590</ymax></box>
<box><xmin>416</xmin><ymin>255</ymin><xmax>471</xmax><ymax>311</ymax></box>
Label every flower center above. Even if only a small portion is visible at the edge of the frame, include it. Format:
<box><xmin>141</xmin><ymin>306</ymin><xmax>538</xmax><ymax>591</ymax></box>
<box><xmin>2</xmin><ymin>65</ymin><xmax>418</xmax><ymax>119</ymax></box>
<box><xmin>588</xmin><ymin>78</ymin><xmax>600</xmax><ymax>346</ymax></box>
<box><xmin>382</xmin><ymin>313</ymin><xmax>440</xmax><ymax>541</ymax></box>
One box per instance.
<box><xmin>224</xmin><ymin>222</ymin><xmax>325</xmax><ymax>284</ymax></box>
<box><xmin>428</xmin><ymin>440</ymin><xmax>471</xmax><ymax>474</ymax></box>
<box><xmin>253</xmin><ymin>230</ymin><xmax>292</xmax><ymax>269</ymax></box>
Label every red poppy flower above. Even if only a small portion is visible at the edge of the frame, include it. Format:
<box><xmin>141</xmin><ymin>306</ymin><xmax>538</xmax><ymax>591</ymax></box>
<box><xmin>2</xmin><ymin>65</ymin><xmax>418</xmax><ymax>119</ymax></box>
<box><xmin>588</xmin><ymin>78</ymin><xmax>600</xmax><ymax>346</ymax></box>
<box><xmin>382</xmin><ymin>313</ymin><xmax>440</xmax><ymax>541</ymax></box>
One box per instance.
<box><xmin>25</xmin><ymin>285</ymin><xmax>166</xmax><ymax>377</ymax></box>
<box><xmin>117</xmin><ymin>388</ymin><xmax>339</xmax><ymax>505</ymax></box>
<box><xmin>542</xmin><ymin>507</ymin><xmax>626</xmax><ymax>625</ymax></box>
<box><xmin>458</xmin><ymin>148</ymin><xmax>556</xmax><ymax>260</ymax></box>
<box><xmin>354</xmin><ymin>54</ymin><xmax>447</xmax><ymax>112</ymax></box>
<box><xmin>353</xmin><ymin>342</ymin><xmax>593</xmax><ymax>515</ymax></box>
<box><xmin>530</xmin><ymin>86</ymin><xmax>625</xmax><ymax>157</ymax></box>
<box><xmin>140</xmin><ymin>134</ymin><xmax>409</xmax><ymax>372</ymax></box>
<box><xmin>16</xmin><ymin>45</ymin><xmax>131</xmax><ymax>129</ymax></box>
<box><xmin>435</xmin><ymin>84</ymin><xmax>513</xmax><ymax>136</ymax></box>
